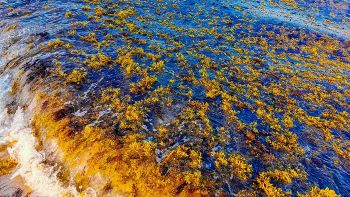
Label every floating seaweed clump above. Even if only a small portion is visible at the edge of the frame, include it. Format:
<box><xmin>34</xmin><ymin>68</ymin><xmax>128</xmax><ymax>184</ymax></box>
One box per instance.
<box><xmin>0</xmin><ymin>158</ymin><xmax>17</xmax><ymax>176</ymax></box>
<box><xmin>66</xmin><ymin>68</ymin><xmax>87</xmax><ymax>85</ymax></box>
<box><xmin>47</xmin><ymin>39</ymin><xmax>64</xmax><ymax>50</ymax></box>
<box><xmin>298</xmin><ymin>187</ymin><xmax>340</xmax><ymax>197</ymax></box>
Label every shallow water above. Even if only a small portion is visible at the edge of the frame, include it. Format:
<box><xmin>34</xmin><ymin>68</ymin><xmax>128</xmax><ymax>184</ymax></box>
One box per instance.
<box><xmin>0</xmin><ymin>0</ymin><xmax>349</xmax><ymax>196</ymax></box>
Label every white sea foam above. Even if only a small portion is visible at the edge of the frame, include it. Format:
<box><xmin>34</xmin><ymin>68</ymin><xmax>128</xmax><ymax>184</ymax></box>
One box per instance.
<box><xmin>0</xmin><ymin>17</ymin><xmax>98</xmax><ymax>197</ymax></box>
<box><xmin>0</xmin><ymin>74</ymin><xmax>12</xmax><ymax>143</ymax></box>
<box><xmin>0</xmin><ymin>74</ymin><xmax>82</xmax><ymax>197</ymax></box>
<box><xmin>5</xmin><ymin>106</ymin><xmax>79</xmax><ymax>196</ymax></box>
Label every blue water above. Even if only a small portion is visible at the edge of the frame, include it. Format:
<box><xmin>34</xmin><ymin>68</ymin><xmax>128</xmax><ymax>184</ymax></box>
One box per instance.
<box><xmin>0</xmin><ymin>0</ymin><xmax>350</xmax><ymax>196</ymax></box>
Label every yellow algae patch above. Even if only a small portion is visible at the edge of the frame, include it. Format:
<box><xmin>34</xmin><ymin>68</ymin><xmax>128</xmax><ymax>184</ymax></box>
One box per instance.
<box><xmin>94</xmin><ymin>7</ymin><xmax>106</xmax><ymax>17</ymax></box>
<box><xmin>212</xmin><ymin>151</ymin><xmax>252</xmax><ymax>182</ymax></box>
<box><xmin>116</xmin><ymin>52</ymin><xmax>141</xmax><ymax>77</ymax></box>
<box><xmin>150</xmin><ymin>60</ymin><xmax>165</xmax><ymax>73</ymax></box>
<box><xmin>4</xmin><ymin>24</ymin><xmax>17</xmax><ymax>32</ymax></box>
<box><xmin>298</xmin><ymin>187</ymin><xmax>340</xmax><ymax>197</ymax></box>
<box><xmin>0</xmin><ymin>157</ymin><xmax>17</xmax><ymax>176</ymax></box>
<box><xmin>0</xmin><ymin>142</ymin><xmax>18</xmax><ymax>176</ymax></box>
<box><xmin>84</xmin><ymin>53</ymin><xmax>112</xmax><ymax>69</ymax></box>
<box><xmin>257</xmin><ymin>169</ymin><xmax>307</xmax><ymax>196</ymax></box>
<box><xmin>65</xmin><ymin>11</ymin><xmax>73</xmax><ymax>18</ymax></box>
<box><xmin>333</xmin><ymin>140</ymin><xmax>350</xmax><ymax>165</ymax></box>
<box><xmin>80</xmin><ymin>32</ymin><xmax>98</xmax><ymax>43</ymax></box>
<box><xmin>66</xmin><ymin>68</ymin><xmax>87</xmax><ymax>85</ymax></box>
<box><xmin>83</xmin><ymin>0</ymin><xmax>101</xmax><ymax>5</ymax></box>
<box><xmin>130</xmin><ymin>76</ymin><xmax>157</xmax><ymax>94</ymax></box>
<box><xmin>48</xmin><ymin>39</ymin><xmax>65</xmax><ymax>50</ymax></box>
<box><xmin>281</xmin><ymin>0</ymin><xmax>298</xmax><ymax>8</ymax></box>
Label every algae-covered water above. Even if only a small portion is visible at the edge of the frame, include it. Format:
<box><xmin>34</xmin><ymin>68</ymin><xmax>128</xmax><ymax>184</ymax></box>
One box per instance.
<box><xmin>0</xmin><ymin>0</ymin><xmax>349</xmax><ymax>196</ymax></box>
